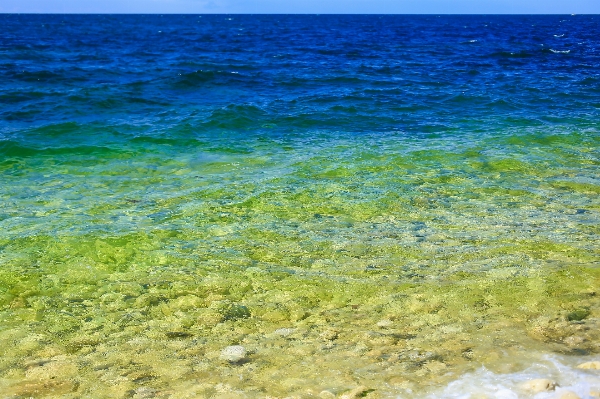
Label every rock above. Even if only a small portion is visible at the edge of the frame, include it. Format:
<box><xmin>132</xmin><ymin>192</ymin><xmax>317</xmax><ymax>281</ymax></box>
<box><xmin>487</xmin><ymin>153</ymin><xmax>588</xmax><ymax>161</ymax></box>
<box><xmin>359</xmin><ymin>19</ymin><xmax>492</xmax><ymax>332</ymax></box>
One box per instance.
<box><xmin>128</xmin><ymin>370</ymin><xmax>156</xmax><ymax>384</ymax></box>
<box><xmin>406</xmin><ymin>350</ymin><xmax>436</xmax><ymax>362</ymax></box>
<box><xmin>223</xmin><ymin>304</ymin><xmax>251</xmax><ymax>321</ymax></box>
<box><xmin>169</xmin><ymin>295</ymin><xmax>203</xmax><ymax>311</ymax></box>
<box><xmin>576</xmin><ymin>361</ymin><xmax>600</xmax><ymax>370</ymax></box>
<box><xmin>133</xmin><ymin>387</ymin><xmax>158</xmax><ymax>399</ymax></box>
<box><xmin>289</xmin><ymin>309</ymin><xmax>310</xmax><ymax>321</ymax></box>
<box><xmin>340</xmin><ymin>386</ymin><xmax>370</xmax><ymax>399</ymax></box>
<box><xmin>567</xmin><ymin>309</ymin><xmax>590</xmax><ymax>321</ymax></box>
<box><xmin>556</xmin><ymin>391</ymin><xmax>581</xmax><ymax>399</ymax></box>
<box><xmin>219</xmin><ymin>345</ymin><xmax>247</xmax><ymax>363</ymax></box>
<box><xmin>320</xmin><ymin>328</ymin><xmax>339</xmax><ymax>341</ymax></box>
<box><xmin>197</xmin><ymin>309</ymin><xmax>224</xmax><ymax>326</ymax></box>
<box><xmin>424</xmin><ymin>360</ymin><xmax>447</xmax><ymax>373</ymax></box>
<box><xmin>376</xmin><ymin>319</ymin><xmax>393</xmax><ymax>328</ymax></box>
<box><xmin>520</xmin><ymin>379</ymin><xmax>557</xmax><ymax>393</ymax></box>
<box><xmin>590</xmin><ymin>391</ymin><xmax>600</xmax><ymax>398</ymax></box>
<box><xmin>274</xmin><ymin>328</ymin><xmax>295</xmax><ymax>337</ymax></box>
<box><xmin>262</xmin><ymin>309</ymin><xmax>289</xmax><ymax>322</ymax></box>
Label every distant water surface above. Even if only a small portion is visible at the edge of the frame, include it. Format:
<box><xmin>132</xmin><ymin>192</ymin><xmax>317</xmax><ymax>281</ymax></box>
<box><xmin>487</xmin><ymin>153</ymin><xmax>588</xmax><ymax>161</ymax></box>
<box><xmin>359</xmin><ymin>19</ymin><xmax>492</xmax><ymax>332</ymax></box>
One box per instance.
<box><xmin>0</xmin><ymin>14</ymin><xmax>599</xmax><ymax>398</ymax></box>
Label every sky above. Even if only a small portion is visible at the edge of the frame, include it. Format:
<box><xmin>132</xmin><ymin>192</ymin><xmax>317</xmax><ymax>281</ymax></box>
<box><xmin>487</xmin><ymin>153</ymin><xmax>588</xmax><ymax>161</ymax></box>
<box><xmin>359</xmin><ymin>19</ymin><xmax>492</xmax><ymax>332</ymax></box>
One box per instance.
<box><xmin>1</xmin><ymin>0</ymin><xmax>599</xmax><ymax>14</ymax></box>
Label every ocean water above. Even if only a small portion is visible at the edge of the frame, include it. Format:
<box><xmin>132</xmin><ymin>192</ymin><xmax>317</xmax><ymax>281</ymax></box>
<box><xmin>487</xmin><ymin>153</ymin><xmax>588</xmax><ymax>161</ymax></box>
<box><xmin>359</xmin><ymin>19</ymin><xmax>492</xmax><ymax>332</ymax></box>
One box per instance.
<box><xmin>0</xmin><ymin>14</ymin><xmax>599</xmax><ymax>399</ymax></box>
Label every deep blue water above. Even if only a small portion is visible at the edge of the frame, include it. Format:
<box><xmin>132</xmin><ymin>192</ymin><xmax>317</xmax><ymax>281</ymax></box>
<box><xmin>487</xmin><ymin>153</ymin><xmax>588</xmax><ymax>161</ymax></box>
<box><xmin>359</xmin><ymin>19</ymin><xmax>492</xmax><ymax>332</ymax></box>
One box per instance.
<box><xmin>1</xmin><ymin>14</ymin><xmax>599</xmax><ymax>139</ymax></box>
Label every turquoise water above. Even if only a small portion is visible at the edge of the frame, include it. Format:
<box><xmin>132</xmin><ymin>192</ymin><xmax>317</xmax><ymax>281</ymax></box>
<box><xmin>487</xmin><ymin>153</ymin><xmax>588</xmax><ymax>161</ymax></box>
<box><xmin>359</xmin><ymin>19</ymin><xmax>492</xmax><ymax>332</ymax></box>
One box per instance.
<box><xmin>1</xmin><ymin>14</ymin><xmax>599</xmax><ymax>398</ymax></box>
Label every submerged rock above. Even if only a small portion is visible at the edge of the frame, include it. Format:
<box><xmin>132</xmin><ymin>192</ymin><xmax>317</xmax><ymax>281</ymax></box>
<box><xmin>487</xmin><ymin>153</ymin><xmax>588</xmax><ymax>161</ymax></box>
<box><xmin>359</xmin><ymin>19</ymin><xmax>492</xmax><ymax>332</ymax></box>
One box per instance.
<box><xmin>520</xmin><ymin>378</ymin><xmax>557</xmax><ymax>393</ymax></box>
<box><xmin>567</xmin><ymin>309</ymin><xmax>590</xmax><ymax>322</ymax></box>
<box><xmin>133</xmin><ymin>387</ymin><xmax>158</xmax><ymax>399</ymax></box>
<box><xmin>376</xmin><ymin>319</ymin><xmax>393</xmax><ymax>328</ymax></box>
<box><xmin>576</xmin><ymin>361</ymin><xmax>600</xmax><ymax>370</ymax></box>
<box><xmin>424</xmin><ymin>360</ymin><xmax>447</xmax><ymax>373</ymax></box>
<box><xmin>273</xmin><ymin>328</ymin><xmax>295</xmax><ymax>337</ymax></box>
<box><xmin>320</xmin><ymin>328</ymin><xmax>340</xmax><ymax>341</ymax></box>
<box><xmin>556</xmin><ymin>391</ymin><xmax>581</xmax><ymax>399</ymax></box>
<box><xmin>219</xmin><ymin>345</ymin><xmax>247</xmax><ymax>363</ymax></box>
<box><xmin>223</xmin><ymin>304</ymin><xmax>251</xmax><ymax>321</ymax></box>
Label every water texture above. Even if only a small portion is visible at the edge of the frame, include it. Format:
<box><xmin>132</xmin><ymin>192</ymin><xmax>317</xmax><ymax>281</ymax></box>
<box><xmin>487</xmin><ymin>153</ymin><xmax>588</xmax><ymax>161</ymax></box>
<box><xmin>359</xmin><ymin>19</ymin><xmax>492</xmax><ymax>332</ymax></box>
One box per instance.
<box><xmin>0</xmin><ymin>14</ymin><xmax>599</xmax><ymax>398</ymax></box>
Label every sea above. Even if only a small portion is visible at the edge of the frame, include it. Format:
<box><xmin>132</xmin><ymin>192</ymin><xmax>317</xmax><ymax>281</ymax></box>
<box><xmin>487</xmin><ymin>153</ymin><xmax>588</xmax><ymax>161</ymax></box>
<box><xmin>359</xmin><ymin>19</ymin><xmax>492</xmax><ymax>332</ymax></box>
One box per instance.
<box><xmin>0</xmin><ymin>14</ymin><xmax>599</xmax><ymax>399</ymax></box>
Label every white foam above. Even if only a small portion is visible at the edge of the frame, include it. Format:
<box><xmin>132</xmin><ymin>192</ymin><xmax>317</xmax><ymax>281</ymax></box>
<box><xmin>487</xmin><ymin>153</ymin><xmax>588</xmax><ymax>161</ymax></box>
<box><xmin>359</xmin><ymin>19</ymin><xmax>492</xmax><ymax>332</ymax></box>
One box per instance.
<box><xmin>413</xmin><ymin>355</ymin><xmax>600</xmax><ymax>399</ymax></box>
<box><xmin>550</xmin><ymin>49</ymin><xmax>570</xmax><ymax>54</ymax></box>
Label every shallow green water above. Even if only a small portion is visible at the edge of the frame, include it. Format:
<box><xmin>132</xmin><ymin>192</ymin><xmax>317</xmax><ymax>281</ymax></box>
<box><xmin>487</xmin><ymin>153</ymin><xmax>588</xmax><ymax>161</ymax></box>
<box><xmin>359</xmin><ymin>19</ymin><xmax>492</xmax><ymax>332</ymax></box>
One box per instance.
<box><xmin>1</xmin><ymin>128</ymin><xmax>599</xmax><ymax>398</ymax></box>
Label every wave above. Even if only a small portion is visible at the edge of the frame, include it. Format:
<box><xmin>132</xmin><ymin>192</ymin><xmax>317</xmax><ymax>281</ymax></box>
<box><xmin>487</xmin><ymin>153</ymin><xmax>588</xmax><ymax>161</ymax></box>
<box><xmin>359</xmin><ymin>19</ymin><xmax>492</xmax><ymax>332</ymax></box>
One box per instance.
<box><xmin>202</xmin><ymin>104</ymin><xmax>268</xmax><ymax>129</ymax></box>
<box><xmin>0</xmin><ymin>140</ymin><xmax>123</xmax><ymax>158</ymax></box>
<box><xmin>0</xmin><ymin>91</ymin><xmax>56</xmax><ymax>104</ymax></box>
<box><xmin>130</xmin><ymin>135</ymin><xmax>204</xmax><ymax>147</ymax></box>
<box><xmin>9</xmin><ymin>69</ymin><xmax>64</xmax><ymax>83</ymax></box>
<box><xmin>421</xmin><ymin>355</ymin><xmax>600</xmax><ymax>399</ymax></box>
<box><xmin>549</xmin><ymin>49</ymin><xmax>571</xmax><ymax>54</ymax></box>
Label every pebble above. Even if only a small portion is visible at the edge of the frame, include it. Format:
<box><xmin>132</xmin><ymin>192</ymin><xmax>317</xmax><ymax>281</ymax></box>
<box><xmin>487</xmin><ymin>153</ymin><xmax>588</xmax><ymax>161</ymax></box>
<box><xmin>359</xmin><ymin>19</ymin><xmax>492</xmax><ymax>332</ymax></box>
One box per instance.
<box><xmin>520</xmin><ymin>379</ymin><xmax>557</xmax><ymax>393</ymax></box>
<box><xmin>376</xmin><ymin>319</ymin><xmax>393</xmax><ymax>328</ymax></box>
<box><xmin>274</xmin><ymin>328</ymin><xmax>295</xmax><ymax>337</ymax></box>
<box><xmin>219</xmin><ymin>345</ymin><xmax>247</xmax><ymax>363</ymax></box>
<box><xmin>340</xmin><ymin>386</ymin><xmax>369</xmax><ymax>399</ymax></box>
<box><xmin>576</xmin><ymin>361</ymin><xmax>600</xmax><ymax>370</ymax></box>
<box><xmin>133</xmin><ymin>387</ymin><xmax>158</xmax><ymax>399</ymax></box>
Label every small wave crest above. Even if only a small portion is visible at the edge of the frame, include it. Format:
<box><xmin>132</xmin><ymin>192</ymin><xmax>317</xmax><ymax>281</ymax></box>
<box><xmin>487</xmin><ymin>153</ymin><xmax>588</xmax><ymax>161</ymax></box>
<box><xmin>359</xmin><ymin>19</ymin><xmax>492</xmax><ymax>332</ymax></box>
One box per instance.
<box><xmin>550</xmin><ymin>49</ymin><xmax>571</xmax><ymax>54</ymax></box>
<box><xmin>419</xmin><ymin>355</ymin><xmax>600</xmax><ymax>399</ymax></box>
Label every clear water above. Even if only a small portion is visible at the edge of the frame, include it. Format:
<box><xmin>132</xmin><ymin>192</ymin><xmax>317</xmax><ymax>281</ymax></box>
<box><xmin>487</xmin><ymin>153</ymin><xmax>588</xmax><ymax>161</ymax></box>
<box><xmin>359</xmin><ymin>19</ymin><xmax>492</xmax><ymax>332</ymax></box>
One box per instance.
<box><xmin>0</xmin><ymin>14</ymin><xmax>599</xmax><ymax>399</ymax></box>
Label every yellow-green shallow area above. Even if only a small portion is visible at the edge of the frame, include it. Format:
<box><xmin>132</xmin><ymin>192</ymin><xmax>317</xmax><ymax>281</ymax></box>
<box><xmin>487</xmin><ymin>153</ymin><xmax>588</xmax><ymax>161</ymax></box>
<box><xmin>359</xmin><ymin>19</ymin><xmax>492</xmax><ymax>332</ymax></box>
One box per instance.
<box><xmin>0</xmin><ymin>130</ymin><xmax>599</xmax><ymax>398</ymax></box>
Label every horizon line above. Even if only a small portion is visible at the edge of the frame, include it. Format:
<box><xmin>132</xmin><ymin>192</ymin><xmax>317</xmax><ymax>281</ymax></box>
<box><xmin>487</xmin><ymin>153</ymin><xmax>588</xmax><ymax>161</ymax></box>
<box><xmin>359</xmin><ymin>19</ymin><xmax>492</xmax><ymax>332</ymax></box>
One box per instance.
<box><xmin>0</xmin><ymin>12</ymin><xmax>594</xmax><ymax>15</ymax></box>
